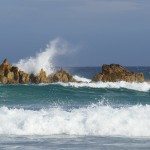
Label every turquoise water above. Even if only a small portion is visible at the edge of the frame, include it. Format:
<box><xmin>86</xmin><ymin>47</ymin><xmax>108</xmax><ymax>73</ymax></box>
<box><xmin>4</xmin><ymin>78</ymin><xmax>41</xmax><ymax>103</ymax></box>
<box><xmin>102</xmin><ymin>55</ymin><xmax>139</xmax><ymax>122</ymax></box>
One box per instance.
<box><xmin>1</xmin><ymin>84</ymin><xmax>150</xmax><ymax>109</ymax></box>
<box><xmin>0</xmin><ymin>67</ymin><xmax>150</xmax><ymax>149</ymax></box>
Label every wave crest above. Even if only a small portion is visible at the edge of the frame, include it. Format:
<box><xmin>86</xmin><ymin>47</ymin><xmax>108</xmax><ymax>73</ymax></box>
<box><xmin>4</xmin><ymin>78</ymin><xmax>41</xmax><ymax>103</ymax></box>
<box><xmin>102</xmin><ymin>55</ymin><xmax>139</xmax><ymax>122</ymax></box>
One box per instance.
<box><xmin>73</xmin><ymin>75</ymin><xmax>91</xmax><ymax>83</ymax></box>
<box><xmin>57</xmin><ymin>81</ymin><xmax>150</xmax><ymax>92</ymax></box>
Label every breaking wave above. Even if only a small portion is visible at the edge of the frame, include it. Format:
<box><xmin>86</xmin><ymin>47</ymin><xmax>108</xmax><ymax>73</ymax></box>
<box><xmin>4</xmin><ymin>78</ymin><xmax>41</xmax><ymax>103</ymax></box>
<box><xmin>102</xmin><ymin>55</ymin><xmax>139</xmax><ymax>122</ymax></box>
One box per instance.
<box><xmin>58</xmin><ymin>81</ymin><xmax>150</xmax><ymax>92</ymax></box>
<box><xmin>73</xmin><ymin>75</ymin><xmax>91</xmax><ymax>83</ymax></box>
<box><xmin>0</xmin><ymin>104</ymin><xmax>150</xmax><ymax>137</ymax></box>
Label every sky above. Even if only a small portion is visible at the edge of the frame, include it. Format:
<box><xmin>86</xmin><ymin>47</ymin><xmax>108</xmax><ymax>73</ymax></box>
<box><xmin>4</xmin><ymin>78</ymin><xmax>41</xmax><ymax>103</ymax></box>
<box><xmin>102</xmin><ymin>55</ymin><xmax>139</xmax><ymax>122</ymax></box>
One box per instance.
<box><xmin>0</xmin><ymin>0</ymin><xmax>150</xmax><ymax>66</ymax></box>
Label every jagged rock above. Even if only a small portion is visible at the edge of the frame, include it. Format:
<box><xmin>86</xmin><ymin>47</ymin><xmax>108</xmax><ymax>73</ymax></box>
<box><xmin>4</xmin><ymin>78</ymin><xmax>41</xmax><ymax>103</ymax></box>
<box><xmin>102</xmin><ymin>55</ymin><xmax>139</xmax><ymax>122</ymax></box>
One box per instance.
<box><xmin>92</xmin><ymin>64</ymin><xmax>144</xmax><ymax>82</ymax></box>
<box><xmin>3</xmin><ymin>58</ymin><xmax>8</xmax><ymax>65</ymax></box>
<box><xmin>0</xmin><ymin>59</ymin><xmax>77</xmax><ymax>84</ymax></box>
<box><xmin>0</xmin><ymin>58</ymin><xmax>19</xmax><ymax>84</ymax></box>
<box><xmin>0</xmin><ymin>58</ymin><xmax>145</xmax><ymax>84</ymax></box>
<box><xmin>30</xmin><ymin>69</ymin><xmax>51</xmax><ymax>83</ymax></box>
<box><xmin>0</xmin><ymin>59</ymin><xmax>11</xmax><ymax>76</ymax></box>
<box><xmin>38</xmin><ymin>69</ymin><xmax>51</xmax><ymax>83</ymax></box>
<box><xmin>0</xmin><ymin>59</ymin><xmax>32</xmax><ymax>84</ymax></box>
<box><xmin>51</xmin><ymin>68</ymin><xmax>76</xmax><ymax>82</ymax></box>
<box><xmin>19</xmin><ymin>71</ymin><xmax>30</xmax><ymax>84</ymax></box>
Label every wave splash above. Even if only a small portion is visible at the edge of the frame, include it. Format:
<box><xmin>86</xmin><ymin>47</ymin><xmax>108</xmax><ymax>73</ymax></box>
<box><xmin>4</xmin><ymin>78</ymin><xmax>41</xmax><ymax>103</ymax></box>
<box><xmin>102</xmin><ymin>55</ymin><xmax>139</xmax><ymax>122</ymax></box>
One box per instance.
<box><xmin>13</xmin><ymin>38</ymin><xmax>70</xmax><ymax>75</ymax></box>
<box><xmin>0</xmin><ymin>104</ymin><xmax>150</xmax><ymax>137</ymax></box>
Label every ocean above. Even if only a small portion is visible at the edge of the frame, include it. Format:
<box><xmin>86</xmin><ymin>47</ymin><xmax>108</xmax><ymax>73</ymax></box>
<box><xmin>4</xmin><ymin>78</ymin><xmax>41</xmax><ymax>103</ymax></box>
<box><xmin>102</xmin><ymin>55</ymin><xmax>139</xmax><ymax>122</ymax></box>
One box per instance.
<box><xmin>1</xmin><ymin>67</ymin><xmax>150</xmax><ymax>150</ymax></box>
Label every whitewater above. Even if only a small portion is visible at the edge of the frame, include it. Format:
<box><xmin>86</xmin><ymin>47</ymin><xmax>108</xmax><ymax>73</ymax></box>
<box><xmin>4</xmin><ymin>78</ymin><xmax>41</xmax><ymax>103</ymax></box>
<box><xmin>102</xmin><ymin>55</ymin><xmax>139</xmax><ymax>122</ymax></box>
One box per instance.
<box><xmin>58</xmin><ymin>81</ymin><xmax>150</xmax><ymax>92</ymax></box>
<box><xmin>0</xmin><ymin>104</ymin><xmax>150</xmax><ymax>137</ymax></box>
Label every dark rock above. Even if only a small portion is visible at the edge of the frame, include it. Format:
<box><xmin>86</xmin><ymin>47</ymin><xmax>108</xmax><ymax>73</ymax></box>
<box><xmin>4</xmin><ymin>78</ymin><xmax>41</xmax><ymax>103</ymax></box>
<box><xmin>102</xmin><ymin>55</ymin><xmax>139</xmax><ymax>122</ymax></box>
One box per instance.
<box><xmin>92</xmin><ymin>64</ymin><xmax>144</xmax><ymax>82</ymax></box>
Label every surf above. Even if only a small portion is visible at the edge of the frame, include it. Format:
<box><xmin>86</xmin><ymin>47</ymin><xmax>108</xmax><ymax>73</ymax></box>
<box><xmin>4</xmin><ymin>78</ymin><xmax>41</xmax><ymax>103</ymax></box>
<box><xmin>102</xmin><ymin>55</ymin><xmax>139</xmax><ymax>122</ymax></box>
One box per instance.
<box><xmin>0</xmin><ymin>104</ymin><xmax>150</xmax><ymax>137</ymax></box>
<box><xmin>56</xmin><ymin>81</ymin><xmax>150</xmax><ymax>92</ymax></box>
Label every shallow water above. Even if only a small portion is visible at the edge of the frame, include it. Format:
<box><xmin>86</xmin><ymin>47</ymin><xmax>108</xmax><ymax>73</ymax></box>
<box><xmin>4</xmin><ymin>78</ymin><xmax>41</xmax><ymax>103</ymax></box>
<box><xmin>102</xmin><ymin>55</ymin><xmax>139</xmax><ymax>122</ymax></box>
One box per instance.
<box><xmin>0</xmin><ymin>136</ymin><xmax>150</xmax><ymax>150</ymax></box>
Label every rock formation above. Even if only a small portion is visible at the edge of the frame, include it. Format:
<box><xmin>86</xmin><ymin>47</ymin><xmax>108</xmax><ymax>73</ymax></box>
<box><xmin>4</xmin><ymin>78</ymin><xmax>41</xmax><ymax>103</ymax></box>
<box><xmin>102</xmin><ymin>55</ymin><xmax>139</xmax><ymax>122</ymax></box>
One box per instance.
<box><xmin>92</xmin><ymin>64</ymin><xmax>144</xmax><ymax>82</ymax></box>
<box><xmin>0</xmin><ymin>59</ymin><xmax>145</xmax><ymax>84</ymax></box>
<box><xmin>0</xmin><ymin>59</ymin><xmax>31</xmax><ymax>84</ymax></box>
<box><xmin>30</xmin><ymin>69</ymin><xmax>52</xmax><ymax>83</ymax></box>
<box><xmin>0</xmin><ymin>59</ymin><xmax>76</xmax><ymax>84</ymax></box>
<box><xmin>50</xmin><ymin>68</ymin><xmax>76</xmax><ymax>82</ymax></box>
<box><xmin>0</xmin><ymin>59</ymin><xmax>18</xmax><ymax>84</ymax></box>
<box><xmin>19</xmin><ymin>71</ymin><xmax>30</xmax><ymax>84</ymax></box>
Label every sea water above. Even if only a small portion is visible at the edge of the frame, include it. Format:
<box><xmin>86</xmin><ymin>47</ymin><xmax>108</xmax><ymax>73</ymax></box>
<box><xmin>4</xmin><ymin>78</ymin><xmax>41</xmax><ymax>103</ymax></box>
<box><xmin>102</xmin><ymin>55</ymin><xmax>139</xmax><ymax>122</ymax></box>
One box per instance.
<box><xmin>0</xmin><ymin>67</ymin><xmax>150</xmax><ymax>150</ymax></box>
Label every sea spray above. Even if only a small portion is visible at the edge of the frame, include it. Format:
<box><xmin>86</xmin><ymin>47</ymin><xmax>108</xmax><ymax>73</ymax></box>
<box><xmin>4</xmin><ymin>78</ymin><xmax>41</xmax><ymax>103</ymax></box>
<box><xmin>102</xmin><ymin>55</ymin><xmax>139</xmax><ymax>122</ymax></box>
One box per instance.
<box><xmin>13</xmin><ymin>38</ymin><xmax>73</xmax><ymax>75</ymax></box>
<box><xmin>0</xmin><ymin>104</ymin><xmax>150</xmax><ymax>137</ymax></box>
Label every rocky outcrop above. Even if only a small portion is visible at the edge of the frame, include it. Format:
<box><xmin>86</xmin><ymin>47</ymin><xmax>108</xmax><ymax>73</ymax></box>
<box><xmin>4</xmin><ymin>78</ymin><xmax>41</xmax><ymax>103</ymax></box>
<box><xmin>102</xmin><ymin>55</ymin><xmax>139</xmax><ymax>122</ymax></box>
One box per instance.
<box><xmin>50</xmin><ymin>68</ymin><xmax>76</xmax><ymax>82</ymax></box>
<box><xmin>19</xmin><ymin>71</ymin><xmax>30</xmax><ymax>84</ymax></box>
<box><xmin>0</xmin><ymin>59</ymin><xmax>19</xmax><ymax>84</ymax></box>
<box><xmin>92</xmin><ymin>64</ymin><xmax>144</xmax><ymax>82</ymax></box>
<box><xmin>0</xmin><ymin>59</ymin><xmax>145</xmax><ymax>84</ymax></box>
<box><xmin>0</xmin><ymin>59</ymin><xmax>77</xmax><ymax>84</ymax></box>
<box><xmin>0</xmin><ymin>59</ymin><xmax>31</xmax><ymax>84</ymax></box>
<box><xmin>30</xmin><ymin>68</ymin><xmax>76</xmax><ymax>84</ymax></box>
<box><xmin>30</xmin><ymin>69</ymin><xmax>52</xmax><ymax>83</ymax></box>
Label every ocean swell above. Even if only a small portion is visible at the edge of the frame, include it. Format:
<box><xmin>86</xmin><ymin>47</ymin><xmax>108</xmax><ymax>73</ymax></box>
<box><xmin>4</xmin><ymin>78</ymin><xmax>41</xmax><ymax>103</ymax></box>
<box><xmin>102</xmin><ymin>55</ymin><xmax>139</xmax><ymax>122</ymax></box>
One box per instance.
<box><xmin>0</xmin><ymin>105</ymin><xmax>150</xmax><ymax>137</ymax></box>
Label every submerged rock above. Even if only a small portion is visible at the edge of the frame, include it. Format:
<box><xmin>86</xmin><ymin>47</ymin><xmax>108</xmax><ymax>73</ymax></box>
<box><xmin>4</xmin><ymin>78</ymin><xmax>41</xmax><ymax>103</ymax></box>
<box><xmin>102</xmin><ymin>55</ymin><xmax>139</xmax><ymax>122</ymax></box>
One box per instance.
<box><xmin>92</xmin><ymin>64</ymin><xmax>144</xmax><ymax>82</ymax></box>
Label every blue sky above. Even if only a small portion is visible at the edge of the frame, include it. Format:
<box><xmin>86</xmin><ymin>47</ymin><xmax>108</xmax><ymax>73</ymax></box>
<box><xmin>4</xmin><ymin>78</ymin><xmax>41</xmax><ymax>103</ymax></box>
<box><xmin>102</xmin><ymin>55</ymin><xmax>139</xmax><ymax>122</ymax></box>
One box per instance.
<box><xmin>0</xmin><ymin>0</ymin><xmax>150</xmax><ymax>66</ymax></box>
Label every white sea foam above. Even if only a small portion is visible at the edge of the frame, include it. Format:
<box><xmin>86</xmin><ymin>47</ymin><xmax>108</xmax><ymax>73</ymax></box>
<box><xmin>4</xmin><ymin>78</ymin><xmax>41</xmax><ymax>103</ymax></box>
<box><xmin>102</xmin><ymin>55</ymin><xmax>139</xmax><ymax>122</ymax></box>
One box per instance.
<box><xmin>73</xmin><ymin>75</ymin><xmax>91</xmax><ymax>83</ymax></box>
<box><xmin>0</xmin><ymin>105</ymin><xmax>150</xmax><ymax>137</ymax></box>
<box><xmin>13</xmin><ymin>38</ymin><xmax>71</xmax><ymax>75</ymax></box>
<box><xmin>57</xmin><ymin>81</ymin><xmax>150</xmax><ymax>92</ymax></box>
